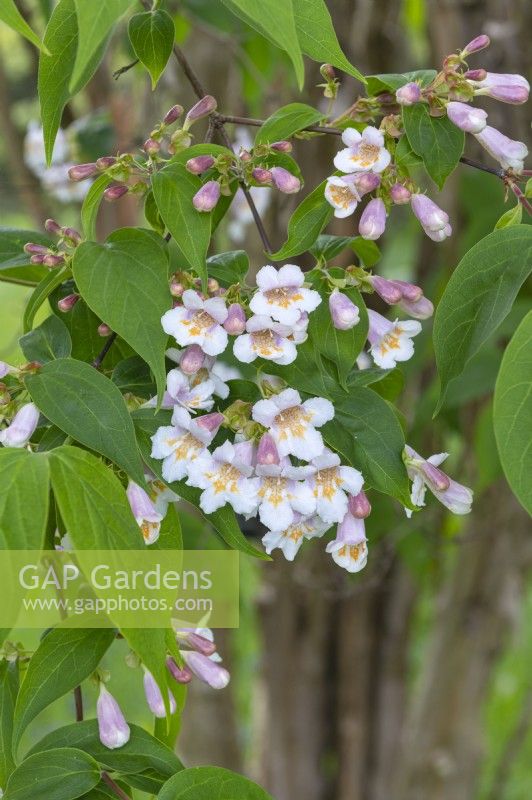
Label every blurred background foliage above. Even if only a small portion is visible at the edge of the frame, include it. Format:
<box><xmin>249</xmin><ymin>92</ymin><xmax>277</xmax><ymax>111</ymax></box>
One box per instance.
<box><xmin>0</xmin><ymin>1</ymin><xmax>531</xmax><ymax>799</ymax></box>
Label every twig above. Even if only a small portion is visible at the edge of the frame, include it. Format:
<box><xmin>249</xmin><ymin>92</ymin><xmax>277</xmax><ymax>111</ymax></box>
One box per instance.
<box><xmin>74</xmin><ymin>685</ymin><xmax>84</xmax><ymax>722</ymax></box>
<box><xmin>458</xmin><ymin>155</ymin><xmax>505</xmax><ymax>178</ymax></box>
<box><xmin>113</xmin><ymin>59</ymin><xmax>140</xmax><ymax>81</ymax></box>
<box><xmin>92</xmin><ymin>332</ymin><xmax>118</xmax><ymax>369</ymax></box>
<box><xmin>101</xmin><ymin>772</ymin><xmax>132</xmax><ymax>800</ymax></box>
<box><xmin>219</xmin><ymin>114</ymin><xmax>343</xmax><ymax>136</ymax></box>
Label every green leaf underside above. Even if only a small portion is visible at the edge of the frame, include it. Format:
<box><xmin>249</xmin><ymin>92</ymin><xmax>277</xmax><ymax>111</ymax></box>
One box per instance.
<box><xmin>493</xmin><ymin>310</ymin><xmax>532</xmax><ymax>515</ymax></box>
<box><xmin>25</xmin><ymin>361</ymin><xmax>146</xmax><ymax>485</ymax></box>
<box><xmin>402</xmin><ymin>103</ymin><xmax>464</xmax><ymax>189</ymax></box>
<box><xmin>72</xmin><ymin>0</ymin><xmax>133</xmax><ymax>89</ymax></box>
<box><xmin>128</xmin><ymin>9</ymin><xmax>175</xmax><ymax>89</ymax></box>
<box><xmin>4</xmin><ymin>748</ymin><xmax>100</xmax><ymax>800</ymax></box>
<box><xmin>433</xmin><ymin>225</ymin><xmax>532</xmax><ymax>412</ymax></box>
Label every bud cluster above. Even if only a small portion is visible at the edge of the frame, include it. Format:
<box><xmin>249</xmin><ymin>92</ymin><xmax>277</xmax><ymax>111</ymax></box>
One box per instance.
<box><xmin>23</xmin><ymin>219</ymin><xmax>82</xmax><ymax>269</ymax></box>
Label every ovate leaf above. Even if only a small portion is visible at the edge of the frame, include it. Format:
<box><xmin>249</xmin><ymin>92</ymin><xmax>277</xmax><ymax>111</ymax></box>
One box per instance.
<box><xmin>0</xmin><ymin>228</ymin><xmax>51</xmax><ymax>285</ymax></box>
<box><xmin>72</xmin><ymin>0</ymin><xmax>133</xmax><ymax>89</ymax></box>
<box><xmin>271</xmin><ymin>180</ymin><xmax>332</xmax><ymax>260</ymax></box>
<box><xmin>255</xmin><ymin>102</ymin><xmax>325</xmax><ymax>145</ymax></box>
<box><xmin>4</xmin><ymin>748</ymin><xmax>100</xmax><ymax>800</ymax></box>
<box><xmin>159</xmin><ymin>766</ymin><xmax>274</xmax><ymax>800</ymax></box>
<box><xmin>128</xmin><ymin>9</ymin><xmax>175</xmax><ymax>89</ymax></box>
<box><xmin>434</xmin><ymin>226</ymin><xmax>532</xmax><ymax>412</ymax></box>
<box><xmin>493</xmin><ymin>310</ymin><xmax>532</xmax><ymax>514</ymax></box>
<box><xmin>25</xmin><ymin>358</ymin><xmax>145</xmax><ymax>484</ymax></box>
<box><xmin>402</xmin><ymin>103</ymin><xmax>464</xmax><ymax>189</ymax></box>
<box><xmin>0</xmin><ymin>0</ymin><xmax>48</xmax><ymax>52</ymax></box>
<box><xmin>0</xmin><ymin>450</ymin><xmax>50</xmax><ymax>549</ymax></box>
<box><xmin>19</xmin><ymin>314</ymin><xmax>72</xmax><ymax>364</ymax></box>
<box><xmin>23</xmin><ymin>266</ymin><xmax>70</xmax><ymax>333</ymax></box>
<box><xmin>206</xmin><ymin>250</ymin><xmax>249</xmax><ymax>286</ymax></box>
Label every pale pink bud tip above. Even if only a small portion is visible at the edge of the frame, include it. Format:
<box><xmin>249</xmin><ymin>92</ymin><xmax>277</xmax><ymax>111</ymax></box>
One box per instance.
<box><xmin>257</xmin><ymin>432</ymin><xmax>280</xmax><ymax>466</ymax></box>
<box><xmin>0</xmin><ymin>402</ymin><xmax>40</xmax><ymax>448</ymax></box>
<box><xmin>96</xmin><ymin>156</ymin><xmax>117</xmax><ymax>170</ymax></box>
<box><xmin>186</xmin><ymin>95</ymin><xmax>217</xmax><ymax>123</ymax></box>
<box><xmin>163</xmin><ymin>105</ymin><xmax>184</xmax><ymax>125</ymax></box>
<box><xmin>348</xmin><ymin>490</ymin><xmax>372</xmax><ymax>519</ymax></box>
<box><xmin>180</xmin><ymin>344</ymin><xmax>206</xmax><ymax>374</ymax></box>
<box><xmin>329</xmin><ymin>290</ymin><xmax>360</xmax><ymax>331</ymax></box>
<box><xmin>352</xmin><ymin>172</ymin><xmax>381</xmax><ymax>196</ymax></box>
<box><xmin>395</xmin><ymin>82</ymin><xmax>422</xmax><ymax>106</ymax></box>
<box><xmin>393</xmin><ymin>280</ymin><xmax>423</xmax><ymax>302</ymax></box>
<box><xmin>170</xmin><ymin>280</ymin><xmax>184</xmax><ymax>298</ymax></box>
<box><xmin>399</xmin><ymin>295</ymin><xmax>434</xmax><ymax>319</ymax></box>
<box><xmin>24</xmin><ymin>243</ymin><xmax>48</xmax><ymax>255</ymax></box>
<box><xmin>96</xmin><ymin>685</ymin><xmax>130</xmax><ymax>750</ymax></box>
<box><xmin>359</xmin><ymin>198</ymin><xmax>387</xmax><ymax>240</ymax></box>
<box><xmin>68</xmin><ymin>163</ymin><xmax>98</xmax><ymax>181</ymax></box>
<box><xmin>63</xmin><ymin>227</ymin><xmax>82</xmax><ymax>245</ymax></box>
<box><xmin>178</xmin><ymin>630</ymin><xmax>218</xmax><ymax>656</ymax></box>
<box><xmin>186</xmin><ymin>155</ymin><xmax>215</xmax><ymax>174</ymax></box>
<box><xmin>462</xmin><ymin>34</ymin><xmax>490</xmax><ymax>55</ymax></box>
<box><xmin>271</xmin><ymin>140</ymin><xmax>293</xmax><ymax>153</ymax></box>
<box><xmin>193</xmin><ymin>180</ymin><xmax>221</xmax><ymax>212</ymax></box>
<box><xmin>252</xmin><ymin>167</ymin><xmax>273</xmax><ymax>185</ymax></box>
<box><xmin>390</xmin><ymin>183</ymin><xmax>411</xmax><ymax>204</ymax></box>
<box><xmin>143</xmin><ymin>138</ymin><xmax>160</xmax><ymax>155</ymax></box>
<box><xmin>464</xmin><ymin>69</ymin><xmax>487</xmax><ymax>81</ymax></box>
<box><xmin>167</xmin><ymin>657</ymin><xmax>193</xmax><ymax>683</ymax></box>
<box><xmin>30</xmin><ymin>255</ymin><xmax>45</xmax><ymax>264</ymax></box>
<box><xmin>421</xmin><ymin>461</ymin><xmax>451</xmax><ymax>492</ymax></box>
<box><xmin>98</xmin><ymin>323</ymin><xmax>112</xmax><ymax>336</ymax></box>
<box><xmin>104</xmin><ymin>184</ymin><xmax>128</xmax><ymax>201</ymax></box>
<box><xmin>223</xmin><ymin>303</ymin><xmax>246</xmax><ymax>335</ymax></box>
<box><xmin>44</xmin><ymin>218</ymin><xmax>62</xmax><ymax>234</ymax></box>
<box><xmin>446</xmin><ymin>101</ymin><xmax>487</xmax><ymax>134</ymax></box>
<box><xmin>270</xmin><ymin>166</ymin><xmax>301</xmax><ymax>194</ymax></box>
<box><xmin>371</xmin><ymin>276</ymin><xmax>403</xmax><ymax>305</ymax></box>
<box><xmin>320</xmin><ymin>64</ymin><xmax>336</xmax><ymax>81</ymax></box>
<box><xmin>57</xmin><ymin>294</ymin><xmax>80</xmax><ymax>312</ymax></box>
<box><xmin>43</xmin><ymin>254</ymin><xmax>65</xmax><ymax>267</ymax></box>
<box><xmin>196</xmin><ymin>412</ymin><xmax>224</xmax><ymax>435</ymax></box>
<box><xmin>143</xmin><ymin>669</ymin><xmax>176</xmax><ymax>718</ymax></box>
<box><xmin>182</xmin><ymin>650</ymin><xmax>230</xmax><ymax>689</ymax></box>
<box><xmin>410</xmin><ymin>194</ymin><xmax>449</xmax><ymax>231</ymax></box>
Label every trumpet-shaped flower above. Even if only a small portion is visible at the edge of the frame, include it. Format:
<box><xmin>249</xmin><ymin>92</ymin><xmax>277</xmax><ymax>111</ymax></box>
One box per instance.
<box><xmin>252</xmin><ymin>388</ymin><xmax>334</xmax><ymax>460</ymax></box>
<box><xmin>161</xmin><ymin>290</ymin><xmax>228</xmax><ymax>356</ymax></box>
<box><xmin>326</xmin><ymin>512</ymin><xmax>368</xmax><ymax>572</ymax></box>
<box><xmin>0</xmin><ymin>403</ymin><xmax>39</xmax><ymax>448</ymax></box>
<box><xmin>250</xmin><ymin>264</ymin><xmax>321</xmax><ymax>325</ymax></box>
<box><xmin>333</xmin><ymin>126</ymin><xmax>391</xmax><ymax>174</ymax></box>
<box><xmin>97</xmin><ymin>685</ymin><xmax>130</xmax><ymax>750</ymax></box>
<box><xmin>150</xmin><ymin>407</ymin><xmax>223</xmax><ymax>483</ymax></box>
<box><xmin>186</xmin><ymin>440</ymin><xmax>260</xmax><ymax>515</ymax></box>
<box><xmin>324</xmin><ymin>176</ymin><xmax>361</xmax><ymax>218</ymax></box>
<box><xmin>126</xmin><ymin>481</ymin><xmax>164</xmax><ymax>545</ymax></box>
<box><xmin>367</xmin><ymin>309</ymin><xmax>422</xmax><ymax>369</ymax></box>
<box><xmin>305</xmin><ymin>449</ymin><xmax>364</xmax><ymax>524</ymax></box>
<box><xmin>181</xmin><ymin>650</ymin><xmax>230</xmax><ymax>689</ymax></box>
<box><xmin>474</xmin><ymin>126</ymin><xmax>528</xmax><ymax>172</ymax></box>
<box><xmin>404</xmin><ymin>445</ymin><xmax>473</xmax><ymax>516</ymax></box>
<box><xmin>262</xmin><ymin>513</ymin><xmax>329</xmax><ymax>561</ymax></box>
<box><xmin>233</xmin><ymin>315</ymin><xmax>298</xmax><ymax>365</ymax></box>
<box><xmin>255</xmin><ymin>438</ymin><xmax>316</xmax><ymax>531</ymax></box>
<box><xmin>143</xmin><ymin>668</ymin><xmax>176</xmax><ymax>718</ymax></box>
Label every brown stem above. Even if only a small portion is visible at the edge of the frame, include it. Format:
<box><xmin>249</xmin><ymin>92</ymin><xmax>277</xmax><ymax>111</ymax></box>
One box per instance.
<box><xmin>92</xmin><ymin>332</ymin><xmax>118</xmax><ymax>369</ymax></box>
<box><xmin>74</xmin><ymin>685</ymin><xmax>84</xmax><ymax>722</ymax></box>
<box><xmin>113</xmin><ymin>59</ymin><xmax>139</xmax><ymax>81</ymax></box>
<box><xmin>101</xmin><ymin>772</ymin><xmax>131</xmax><ymax>800</ymax></box>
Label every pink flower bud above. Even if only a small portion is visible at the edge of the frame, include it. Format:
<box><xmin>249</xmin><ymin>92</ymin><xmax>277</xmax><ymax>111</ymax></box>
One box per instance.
<box><xmin>252</xmin><ymin>167</ymin><xmax>273</xmax><ymax>185</ymax></box>
<box><xmin>446</xmin><ymin>101</ymin><xmax>487</xmax><ymax>133</ymax></box>
<box><xmin>186</xmin><ymin>155</ymin><xmax>215</xmax><ymax>174</ymax></box>
<box><xmin>257</xmin><ymin>432</ymin><xmax>280</xmax><ymax>466</ymax></box>
<box><xmin>195</xmin><ymin>412</ymin><xmax>224</xmax><ymax>435</ymax></box>
<box><xmin>68</xmin><ymin>162</ymin><xmax>98</xmax><ymax>181</ymax></box>
<box><xmin>348</xmin><ymin>490</ymin><xmax>371</xmax><ymax>519</ymax></box>
<box><xmin>0</xmin><ymin>402</ymin><xmax>39</xmax><ymax>448</ymax></box>
<box><xmin>464</xmin><ymin>68</ymin><xmax>487</xmax><ymax>81</ymax></box>
<box><xmin>164</xmin><ymin>105</ymin><xmax>184</xmax><ymax>125</ymax></box>
<box><xmin>180</xmin><ymin>344</ymin><xmax>206</xmax><ymax>374</ymax></box>
<box><xmin>462</xmin><ymin>34</ymin><xmax>490</xmax><ymax>56</ymax></box>
<box><xmin>399</xmin><ymin>295</ymin><xmax>434</xmax><ymax>319</ymax></box>
<box><xmin>239</xmin><ymin>149</ymin><xmax>252</xmax><ymax>162</ymax></box>
<box><xmin>270</xmin><ymin>166</ymin><xmax>301</xmax><ymax>194</ymax></box>
<box><xmin>390</xmin><ymin>183</ymin><xmax>411</xmax><ymax>204</ymax></box>
<box><xmin>192</xmin><ymin>180</ymin><xmax>221</xmax><ymax>212</ymax></box>
<box><xmin>359</xmin><ymin>198</ymin><xmax>387</xmax><ymax>240</ymax></box>
<box><xmin>223</xmin><ymin>303</ymin><xmax>246</xmax><ymax>335</ymax></box>
<box><xmin>143</xmin><ymin>668</ymin><xmax>176</xmax><ymax>718</ymax></box>
<box><xmin>62</xmin><ymin>227</ymin><xmax>82</xmax><ymax>245</ymax></box>
<box><xmin>104</xmin><ymin>184</ymin><xmax>128</xmax><ymax>201</ymax></box>
<box><xmin>44</xmin><ymin>218</ymin><xmax>62</xmax><ymax>234</ymax></box>
<box><xmin>176</xmin><ymin>630</ymin><xmax>217</xmax><ymax>656</ymax></box>
<box><xmin>57</xmin><ymin>293</ymin><xmax>80</xmax><ymax>312</ymax></box>
<box><xmin>143</xmin><ymin>138</ymin><xmax>160</xmax><ymax>155</ymax></box>
<box><xmin>170</xmin><ymin>278</ymin><xmax>184</xmax><ymax>297</ymax></box>
<box><xmin>271</xmin><ymin>140</ymin><xmax>293</xmax><ymax>153</ymax></box>
<box><xmin>395</xmin><ymin>82</ymin><xmax>422</xmax><ymax>106</ymax></box>
<box><xmin>98</xmin><ymin>323</ymin><xmax>112</xmax><ymax>336</ymax></box>
<box><xmin>97</xmin><ymin>685</ymin><xmax>130</xmax><ymax>750</ymax></box>
<box><xmin>43</xmin><ymin>254</ymin><xmax>65</xmax><ymax>267</ymax></box>
<box><xmin>370</xmin><ymin>276</ymin><xmax>403</xmax><ymax>304</ymax></box>
<box><xmin>420</xmin><ymin>461</ymin><xmax>451</xmax><ymax>492</ymax></box>
<box><xmin>207</xmin><ymin>278</ymin><xmax>219</xmax><ymax>293</ymax></box>
<box><xmin>185</xmin><ymin>95</ymin><xmax>217</xmax><ymax>124</ymax></box>
<box><xmin>181</xmin><ymin>650</ymin><xmax>230</xmax><ymax>689</ymax></box>
<box><xmin>348</xmin><ymin>172</ymin><xmax>381</xmax><ymax>197</ymax></box>
<box><xmin>474</xmin><ymin>126</ymin><xmax>528</xmax><ymax>172</ymax></box>
<box><xmin>30</xmin><ymin>254</ymin><xmax>45</xmax><ymax>264</ymax></box>
<box><xmin>470</xmin><ymin>72</ymin><xmax>530</xmax><ymax>104</ymax></box>
<box><xmin>0</xmin><ymin>362</ymin><xmax>12</xmax><ymax>379</ymax></box>
<box><xmin>24</xmin><ymin>243</ymin><xmax>49</xmax><ymax>255</ymax></box>
<box><xmin>320</xmin><ymin>64</ymin><xmax>336</xmax><ymax>81</ymax></box>
<box><xmin>96</xmin><ymin>156</ymin><xmax>117</xmax><ymax>170</ymax></box>
<box><xmin>329</xmin><ymin>290</ymin><xmax>360</xmax><ymax>331</ymax></box>
<box><xmin>393</xmin><ymin>279</ymin><xmax>422</xmax><ymax>302</ymax></box>
<box><xmin>167</xmin><ymin>657</ymin><xmax>193</xmax><ymax>684</ymax></box>
<box><xmin>410</xmin><ymin>194</ymin><xmax>449</xmax><ymax>231</ymax></box>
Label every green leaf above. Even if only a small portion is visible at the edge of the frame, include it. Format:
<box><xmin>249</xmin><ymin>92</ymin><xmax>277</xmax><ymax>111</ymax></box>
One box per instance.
<box><xmin>265</xmin><ymin>337</ymin><xmax>338</xmax><ymax>398</ymax></box>
<box><xmin>434</xmin><ymin>226</ymin><xmax>532</xmax><ymax>412</ymax></box>
<box><xmin>493</xmin><ymin>310</ymin><xmax>532</xmax><ymax>514</ymax></box>
<box><xmin>0</xmin><ymin>450</ymin><xmax>50</xmax><ymax>549</ymax></box>
<box><xmin>25</xmin><ymin>359</ymin><xmax>146</xmax><ymax>484</ymax></box>
<box><xmin>133</xmin><ymin>412</ymin><xmax>268</xmax><ymax>559</ymax></box>
<box><xmin>81</xmin><ymin>174</ymin><xmax>112</xmax><ymax>241</ymax></box>
<box><xmin>38</xmin><ymin>0</ymin><xmax>104</xmax><ymax>165</ymax></box>
<box><xmin>13</xmin><ymin>628</ymin><xmax>115</xmax><ymax>750</ymax></box>
<box><xmin>0</xmin><ymin>0</ymin><xmax>48</xmax><ymax>52</ymax></box>
<box><xmin>112</xmin><ymin>356</ymin><xmax>156</xmax><ymax>399</ymax></box>
<box><xmin>309</xmin><ymin>287</ymin><xmax>368</xmax><ymax>387</ymax></box>
<box><xmin>494</xmin><ymin>202</ymin><xmax>523</xmax><ymax>229</ymax></box>
<box><xmin>323</xmin><ymin>388</ymin><xmax>410</xmax><ymax>504</ymax></box>
<box><xmin>71</xmin><ymin>0</ymin><xmax>132</xmax><ymax>89</ymax></box>
<box><xmin>292</xmin><ymin>0</ymin><xmax>365</xmax><ymax>82</ymax></box>
<box><xmin>271</xmin><ymin>179</ymin><xmax>333</xmax><ymax>260</ymax></box>
<box><xmin>128</xmin><ymin>9</ymin><xmax>175</xmax><ymax>89</ymax></box>
<box><xmin>23</xmin><ymin>266</ymin><xmax>70</xmax><ymax>333</ymax></box>
<box><xmin>49</xmin><ymin>445</ymin><xmax>144</xmax><ymax>549</ymax></box>
<box><xmin>366</xmin><ymin>70</ymin><xmax>436</xmax><ymax>96</ymax></box>
<box><xmin>394</xmin><ymin>133</ymin><xmax>423</xmax><ymax>171</ymax></box>
<box><xmin>0</xmin><ymin>661</ymin><xmax>18</xmax><ymax>788</ymax></box>
<box><xmin>4</xmin><ymin>748</ymin><xmax>100</xmax><ymax>800</ymax></box>
<box><xmin>29</xmin><ymin>720</ymin><xmax>183</xmax><ymax>778</ymax></box>
<box><xmin>255</xmin><ymin>102</ymin><xmax>325</xmax><ymax>145</ymax></box>
<box><xmin>19</xmin><ymin>314</ymin><xmax>72</xmax><ymax>364</ymax></box>
<box><xmin>73</xmin><ymin>228</ymin><xmax>171</xmax><ymax>403</ymax></box>
<box><xmin>220</xmin><ymin>0</ymin><xmax>304</xmax><ymax>89</ymax></box>
<box><xmin>309</xmin><ymin>234</ymin><xmax>380</xmax><ymax>267</ymax></box>
<box><xmin>152</xmin><ymin>164</ymin><xmax>212</xmax><ymax>284</ymax></box>
<box><xmin>159</xmin><ymin>766</ymin><xmax>274</xmax><ymax>800</ymax></box>
<box><xmin>402</xmin><ymin>104</ymin><xmax>464</xmax><ymax>189</ymax></box>
<box><xmin>119</xmin><ymin>628</ymin><xmax>171</xmax><ymax>716</ymax></box>
<box><xmin>206</xmin><ymin>250</ymin><xmax>249</xmax><ymax>285</ymax></box>
<box><xmin>0</xmin><ymin>228</ymin><xmax>52</xmax><ymax>286</ymax></box>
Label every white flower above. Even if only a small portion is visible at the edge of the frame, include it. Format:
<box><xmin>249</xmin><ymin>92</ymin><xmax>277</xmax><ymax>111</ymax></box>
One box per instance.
<box><xmin>262</xmin><ymin>513</ymin><xmax>329</xmax><ymax>561</ymax></box>
<box><xmin>367</xmin><ymin>309</ymin><xmax>422</xmax><ymax>369</ymax></box>
<box><xmin>233</xmin><ymin>315</ymin><xmax>297</xmax><ymax>365</ymax></box>
<box><xmin>166</xmin><ymin>349</ymin><xmax>236</xmax><ymax>400</ymax></box>
<box><xmin>404</xmin><ymin>445</ymin><xmax>473</xmax><ymax>516</ymax></box>
<box><xmin>326</xmin><ymin>512</ymin><xmax>368</xmax><ymax>572</ymax></box>
<box><xmin>256</xmin><ymin>459</ymin><xmax>316</xmax><ymax>532</ymax></box>
<box><xmin>146</xmin><ymin>474</ymin><xmax>180</xmax><ymax>516</ymax></box>
<box><xmin>324</xmin><ymin>176</ymin><xmax>360</xmax><ymax>218</ymax></box>
<box><xmin>290</xmin><ymin>312</ymin><xmax>310</xmax><ymax>344</ymax></box>
<box><xmin>249</xmin><ymin>264</ymin><xmax>321</xmax><ymax>325</ymax></box>
<box><xmin>161</xmin><ymin>291</ymin><xmax>228</xmax><ymax>356</ymax></box>
<box><xmin>126</xmin><ymin>481</ymin><xmax>164</xmax><ymax>545</ymax></box>
<box><xmin>0</xmin><ymin>403</ymin><xmax>39</xmax><ymax>448</ymax></box>
<box><xmin>252</xmin><ymin>388</ymin><xmax>334</xmax><ymax>460</ymax></box>
<box><xmin>167</xmin><ymin>368</ymin><xmax>216</xmax><ymax>412</ymax></box>
<box><xmin>333</xmin><ymin>126</ymin><xmax>391</xmax><ymax>174</ymax></box>
<box><xmin>305</xmin><ymin>449</ymin><xmax>364</xmax><ymax>524</ymax></box>
<box><xmin>150</xmin><ymin>407</ymin><xmax>221</xmax><ymax>483</ymax></box>
<box><xmin>186</xmin><ymin>440</ymin><xmax>260</xmax><ymax>516</ymax></box>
